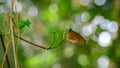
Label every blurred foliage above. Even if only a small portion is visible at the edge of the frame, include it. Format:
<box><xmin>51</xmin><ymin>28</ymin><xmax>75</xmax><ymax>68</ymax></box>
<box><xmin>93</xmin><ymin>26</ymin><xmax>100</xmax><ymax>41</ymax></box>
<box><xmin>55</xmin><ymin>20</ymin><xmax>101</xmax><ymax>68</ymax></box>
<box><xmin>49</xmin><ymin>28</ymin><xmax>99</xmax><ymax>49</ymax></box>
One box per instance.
<box><xmin>0</xmin><ymin>0</ymin><xmax>120</xmax><ymax>68</ymax></box>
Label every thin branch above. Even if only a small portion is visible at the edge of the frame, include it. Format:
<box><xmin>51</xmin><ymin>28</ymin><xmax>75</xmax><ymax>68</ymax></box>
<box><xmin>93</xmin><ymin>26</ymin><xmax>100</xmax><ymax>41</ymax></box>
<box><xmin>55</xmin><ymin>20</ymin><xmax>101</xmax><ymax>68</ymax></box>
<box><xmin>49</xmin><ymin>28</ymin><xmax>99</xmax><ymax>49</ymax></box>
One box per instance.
<box><xmin>0</xmin><ymin>35</ymin><xmax>10</xmax><ymax>68</ymax></box>
<box><xmin>15</xmin><ymin>35</ymin><xmax>46</xmax><ymax>49</ymax></box>
<box><xmin>14</xmin><ymin>35</ymin><xmax>64</xmax><ymax>50</ymax></box>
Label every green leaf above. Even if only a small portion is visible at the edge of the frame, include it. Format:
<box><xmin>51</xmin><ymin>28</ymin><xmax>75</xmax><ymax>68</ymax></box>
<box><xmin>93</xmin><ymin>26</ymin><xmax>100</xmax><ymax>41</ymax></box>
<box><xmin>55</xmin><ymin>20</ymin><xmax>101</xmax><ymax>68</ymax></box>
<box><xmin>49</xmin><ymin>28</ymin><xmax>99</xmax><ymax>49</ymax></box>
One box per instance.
<box><xmin>18</xmin><ymin>20</ymin><xmax>31</xmax><ymax>29</ymax></box>
<box><xmin>25</xmin><ymin>20</ymin><xmax>31</xmax><ymax>28</ymax></box>
<box><xmin>46</xmin><ymin>28</ymin><xmax>56</xmax><ymax>33</ymax></box>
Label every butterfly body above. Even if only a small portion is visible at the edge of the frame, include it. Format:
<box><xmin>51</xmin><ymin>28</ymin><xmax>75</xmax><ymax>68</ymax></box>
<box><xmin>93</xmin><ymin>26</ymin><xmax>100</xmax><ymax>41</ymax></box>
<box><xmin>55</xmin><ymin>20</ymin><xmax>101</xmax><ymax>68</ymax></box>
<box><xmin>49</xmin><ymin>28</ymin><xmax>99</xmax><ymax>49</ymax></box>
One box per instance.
<box><xmin>67</xmin><ymin>29</ymin><xmax>86</xmax><ymax>45</ymax></box>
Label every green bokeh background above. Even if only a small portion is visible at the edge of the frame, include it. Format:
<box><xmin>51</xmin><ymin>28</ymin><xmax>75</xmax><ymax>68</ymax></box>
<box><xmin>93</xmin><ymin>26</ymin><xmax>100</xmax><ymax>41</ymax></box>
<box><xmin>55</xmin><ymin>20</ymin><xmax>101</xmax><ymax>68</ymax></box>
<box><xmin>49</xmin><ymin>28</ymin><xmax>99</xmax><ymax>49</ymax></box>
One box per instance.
<box><xmin>0</xmin><ymin>0</ymin><xmax>120</xmax><ymax>68</ymax></box>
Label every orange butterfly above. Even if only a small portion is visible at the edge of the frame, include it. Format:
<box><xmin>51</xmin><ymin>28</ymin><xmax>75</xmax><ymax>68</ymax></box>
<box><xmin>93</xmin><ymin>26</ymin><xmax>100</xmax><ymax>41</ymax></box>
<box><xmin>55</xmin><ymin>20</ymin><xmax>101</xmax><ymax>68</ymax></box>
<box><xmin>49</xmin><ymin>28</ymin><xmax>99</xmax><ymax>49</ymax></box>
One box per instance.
<box><xmin>67</xmin><ymin>28</ymin><xmax>86</xmax><ymax>45</ymax></box>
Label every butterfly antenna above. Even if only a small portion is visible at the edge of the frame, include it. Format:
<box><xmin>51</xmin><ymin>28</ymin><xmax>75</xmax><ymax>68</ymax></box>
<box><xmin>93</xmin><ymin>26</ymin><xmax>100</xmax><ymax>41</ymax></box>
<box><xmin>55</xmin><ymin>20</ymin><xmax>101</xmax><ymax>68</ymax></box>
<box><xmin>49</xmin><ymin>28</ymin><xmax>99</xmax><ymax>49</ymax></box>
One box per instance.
<box><xmin>69</xmin><ymin>28</ymin><xmax>72</xmax><ymax>32</ymax></box>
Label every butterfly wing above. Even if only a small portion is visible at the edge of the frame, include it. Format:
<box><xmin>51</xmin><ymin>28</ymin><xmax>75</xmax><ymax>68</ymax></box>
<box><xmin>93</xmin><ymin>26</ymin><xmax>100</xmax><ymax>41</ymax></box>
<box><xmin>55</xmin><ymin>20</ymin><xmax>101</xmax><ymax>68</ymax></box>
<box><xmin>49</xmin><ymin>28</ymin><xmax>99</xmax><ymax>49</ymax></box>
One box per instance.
<box><xmin>67</xmin><ymin>30</ymin><xmax>78</xmax><ymax>44</ymax></box>
<box><xmin>67</xmin><ymin>29</ymin><xmax>86</xmax><ymax>45</ymax></box>
<box><xmin>77</xmin><ymin>34</ymin><xmax>86</xmax><ymax>45</ymax></box>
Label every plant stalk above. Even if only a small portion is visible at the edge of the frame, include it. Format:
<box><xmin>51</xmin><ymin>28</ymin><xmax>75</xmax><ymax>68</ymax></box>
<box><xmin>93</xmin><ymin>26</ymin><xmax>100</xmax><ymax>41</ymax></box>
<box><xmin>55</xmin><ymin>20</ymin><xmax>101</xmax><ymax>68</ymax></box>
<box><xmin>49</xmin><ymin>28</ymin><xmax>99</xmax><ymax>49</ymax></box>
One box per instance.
<box><xmin>9</xmin><ymin>0</ymin><xmax>17</xmax><ymax>68</ymax></box>
<box><xmin>0</xmin><ymin>35</ymin><xmax>10</xmax><ymax>68</ymax></box>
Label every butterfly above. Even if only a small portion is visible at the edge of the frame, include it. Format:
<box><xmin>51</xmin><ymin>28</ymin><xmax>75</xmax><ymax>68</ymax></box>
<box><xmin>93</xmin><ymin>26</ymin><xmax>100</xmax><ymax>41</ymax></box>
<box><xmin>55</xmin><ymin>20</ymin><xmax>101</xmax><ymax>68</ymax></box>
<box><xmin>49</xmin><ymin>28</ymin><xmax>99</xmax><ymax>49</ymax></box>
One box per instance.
<box><xmin>67</xmin><ymin>28</ymin><xmax>86</xmax><ymax>45</ymax></box>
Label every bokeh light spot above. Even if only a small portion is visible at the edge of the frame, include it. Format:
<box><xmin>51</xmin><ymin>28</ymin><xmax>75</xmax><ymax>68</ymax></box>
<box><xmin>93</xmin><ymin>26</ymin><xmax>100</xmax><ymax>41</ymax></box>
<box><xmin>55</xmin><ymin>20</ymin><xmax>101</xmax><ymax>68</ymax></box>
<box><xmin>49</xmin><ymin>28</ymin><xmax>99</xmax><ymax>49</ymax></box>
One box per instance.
<box><xmin>74</xmin><ymin>14</ymin><xmax>82</xmax><ymax>24</ymax></box>
<box><xmin>78</xmin><ymin>55</ymin><xmax>89</xmax><ymax>66</ymax></box>
<box><xmin>107</xmin><ymin>21</ymin><xmax>118</xmax><ymax>33</ymax></box>
<box><xmin>82</xmin><ymin>25</ymin><xmax>93</xmax><ymax>36</ymax></box>
<box><xmin>81</xmin><ymin>11</ymin><xmax>90</xmax><ymax>22</ymax></box>
<box><xmin>94</xmin><ymin>0</ymin><xmax>106</xmax><ymax>6</ymax></box>
<box><xmin>97</xmin><ymin>56</ymin><xmax>110</xmax><ymax>68</ymax></box>
<box><xmin>92</xmin><ymin>15</ymin><xmax>104</xmax><ymax>25</ymax></box>
<box><xmin>98</xmin><ymin>31</ymin><xmax>111</xmax><ymax>47</ymax></box>
<box><xmin>100</xmin><ymin>19</ymin><xmax>110</xmax><ymax>30</ymax></box>
<box><xmin>49</xmin><ymin>4</ymin><xmax>58</xmax><ymax>13</ymax></box>
<box><xmin>13</xmin><ymin>1</ymin><xmax>23</xmax><ymax>13</ymax></box>
<box><xmin>64</xmin><ymin>46</ymin><xmax>74</xmax><ymax>57</ymax></box>
<box><xmin>28</xmin><ymin>6</ymin><xmax>38</xmax><ymax>17</ymax></box>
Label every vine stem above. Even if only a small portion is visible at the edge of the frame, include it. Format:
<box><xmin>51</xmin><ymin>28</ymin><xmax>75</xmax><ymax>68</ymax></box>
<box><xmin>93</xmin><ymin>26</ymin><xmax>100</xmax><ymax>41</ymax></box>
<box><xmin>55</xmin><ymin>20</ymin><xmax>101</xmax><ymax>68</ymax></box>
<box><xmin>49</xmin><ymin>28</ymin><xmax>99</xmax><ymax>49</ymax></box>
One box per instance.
<box><xmin>0</xmin><ymin>35</ymin><xmax>10</xmax><ymax>68</ymax></box>
<box><xmin>9</xmin><ymin>0</ymin><xmax>17</xmax><ymax>68</ymax></box>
